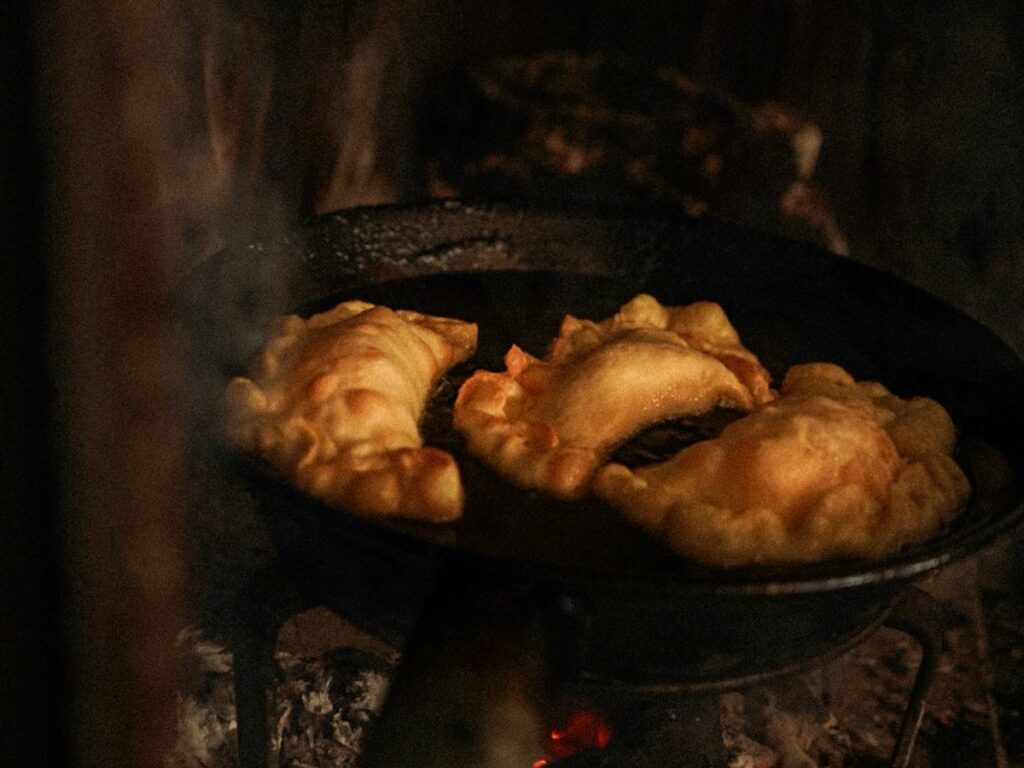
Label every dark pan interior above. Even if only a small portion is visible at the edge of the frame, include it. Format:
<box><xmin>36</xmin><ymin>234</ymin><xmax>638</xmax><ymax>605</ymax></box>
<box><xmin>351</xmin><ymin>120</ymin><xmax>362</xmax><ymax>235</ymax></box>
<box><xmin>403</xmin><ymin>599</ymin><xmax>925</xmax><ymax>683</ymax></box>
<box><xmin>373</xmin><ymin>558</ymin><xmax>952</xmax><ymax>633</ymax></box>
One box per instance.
<box><xmin>185</xmin><ymin>201</ymin><xmax>1024</xmax><ymax>596</ymax></box>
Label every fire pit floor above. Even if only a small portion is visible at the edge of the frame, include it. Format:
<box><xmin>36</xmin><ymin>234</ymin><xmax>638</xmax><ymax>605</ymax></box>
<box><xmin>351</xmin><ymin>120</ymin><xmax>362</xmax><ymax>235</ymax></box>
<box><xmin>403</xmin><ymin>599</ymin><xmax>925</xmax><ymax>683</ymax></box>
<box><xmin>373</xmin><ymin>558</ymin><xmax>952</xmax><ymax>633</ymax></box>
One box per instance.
<box><xmin>174</xmin><ymin>502</ymin><xmax>1022</xmax><ymax>768</ymax></box>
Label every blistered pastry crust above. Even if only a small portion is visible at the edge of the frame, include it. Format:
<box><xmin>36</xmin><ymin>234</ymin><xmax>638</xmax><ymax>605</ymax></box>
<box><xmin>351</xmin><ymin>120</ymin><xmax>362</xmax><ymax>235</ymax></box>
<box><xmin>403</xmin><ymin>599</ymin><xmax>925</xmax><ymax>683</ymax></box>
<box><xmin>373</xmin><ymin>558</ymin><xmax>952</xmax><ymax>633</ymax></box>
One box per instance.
<box><xmin>226</xmin><ymin>300</ymin><xmax>477</xmax><ymax>522</ymax></box>
<box><xmin>594</xmin><ymin>362</ymin><xmax>970</xmax><ymax>566</ymax></box>
<box><xmin>453</xmin><ymin>294</ymin><xmax>772</xmax><ymax>499</ymax></box>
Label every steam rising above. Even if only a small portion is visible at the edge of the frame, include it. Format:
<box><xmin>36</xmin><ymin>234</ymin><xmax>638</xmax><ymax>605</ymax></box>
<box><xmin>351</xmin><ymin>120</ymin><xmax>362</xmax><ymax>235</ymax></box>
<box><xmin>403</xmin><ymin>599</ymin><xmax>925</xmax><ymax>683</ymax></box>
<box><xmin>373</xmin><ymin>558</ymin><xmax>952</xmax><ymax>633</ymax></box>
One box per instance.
<box><xmin>173</xmin><ymin>0</ymin><xmax>439</xmax><ymax>443</ymax></box>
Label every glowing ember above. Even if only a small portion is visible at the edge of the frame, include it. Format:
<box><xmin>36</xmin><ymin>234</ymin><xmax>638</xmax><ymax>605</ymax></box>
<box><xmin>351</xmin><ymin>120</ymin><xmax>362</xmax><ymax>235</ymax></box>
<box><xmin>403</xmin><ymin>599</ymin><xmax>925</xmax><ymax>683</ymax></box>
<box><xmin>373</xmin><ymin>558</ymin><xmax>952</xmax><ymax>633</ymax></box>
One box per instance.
<box><xmin>532</xmin><ymin>710</ymin><xmax>613</xmax><ymax>766</ymax></box>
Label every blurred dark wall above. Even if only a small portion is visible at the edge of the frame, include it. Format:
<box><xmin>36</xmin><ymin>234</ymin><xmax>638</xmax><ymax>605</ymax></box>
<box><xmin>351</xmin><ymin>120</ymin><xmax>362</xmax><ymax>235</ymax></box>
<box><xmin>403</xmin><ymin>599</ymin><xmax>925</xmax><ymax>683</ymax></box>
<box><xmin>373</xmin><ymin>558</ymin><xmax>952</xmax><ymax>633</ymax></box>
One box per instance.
<box><xmin>192</xmin><ymin>0</ymin><xmax>1024</xmax><ymax>318</ymax></box>
<box><xmin>1</xmin><ymin>1</ymin><xmax>63</xmax><ymax>767</ymax></box>
<box><xmin>140</xmin><ymin>0</ymin><xmax>1023</xmax><ymax>317</ymax></box>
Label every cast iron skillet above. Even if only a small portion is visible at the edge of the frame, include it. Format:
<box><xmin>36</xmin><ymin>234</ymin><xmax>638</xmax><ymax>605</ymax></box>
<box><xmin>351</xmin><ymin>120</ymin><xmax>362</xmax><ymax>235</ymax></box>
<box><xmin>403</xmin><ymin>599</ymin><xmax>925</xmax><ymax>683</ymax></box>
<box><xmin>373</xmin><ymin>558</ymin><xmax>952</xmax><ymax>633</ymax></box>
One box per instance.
<box><xmin>182</xmin><ymin>199</ymin><xmax>1024</xmax><ymax>687</ymax></box>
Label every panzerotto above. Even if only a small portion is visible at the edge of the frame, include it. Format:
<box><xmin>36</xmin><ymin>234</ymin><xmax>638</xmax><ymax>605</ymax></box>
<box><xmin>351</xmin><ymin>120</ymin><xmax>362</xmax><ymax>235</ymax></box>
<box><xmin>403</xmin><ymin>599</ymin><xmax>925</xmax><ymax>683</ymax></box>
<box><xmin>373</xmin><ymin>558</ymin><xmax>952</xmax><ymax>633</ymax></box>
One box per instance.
<box><xmin>594</xmin><ymin>362</ymin><xmax>970</xmax><ymax>566</ymax></box>
<box><xmin>226</xmin><ymin>300</ymin><xmax>477</xmax><ymax>522</ymax></box>
<box><xmin>453</xmin><ymin>294</ymin><xmax>773</xmax><ymax>500</ymax></box>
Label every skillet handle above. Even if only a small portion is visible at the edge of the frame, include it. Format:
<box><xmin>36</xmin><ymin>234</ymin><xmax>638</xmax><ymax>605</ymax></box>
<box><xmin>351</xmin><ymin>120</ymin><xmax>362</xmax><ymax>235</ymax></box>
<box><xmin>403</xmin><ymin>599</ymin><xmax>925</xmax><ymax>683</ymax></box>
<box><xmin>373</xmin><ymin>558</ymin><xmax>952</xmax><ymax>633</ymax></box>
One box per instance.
<box><xmin>358</xmin><ymin>562</ymin><xmax>566</xmax><ymax>768</ymax></box>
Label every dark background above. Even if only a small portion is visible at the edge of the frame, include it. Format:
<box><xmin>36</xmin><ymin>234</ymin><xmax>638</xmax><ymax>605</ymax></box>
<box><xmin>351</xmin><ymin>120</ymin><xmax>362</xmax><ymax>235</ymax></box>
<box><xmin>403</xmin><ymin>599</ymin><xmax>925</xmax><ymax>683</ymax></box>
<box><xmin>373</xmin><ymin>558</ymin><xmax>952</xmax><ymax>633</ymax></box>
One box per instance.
<box><xmin>3</xmin><ymin>2</ymin><xmax>1023</xmax><ymax>766</ymax></box>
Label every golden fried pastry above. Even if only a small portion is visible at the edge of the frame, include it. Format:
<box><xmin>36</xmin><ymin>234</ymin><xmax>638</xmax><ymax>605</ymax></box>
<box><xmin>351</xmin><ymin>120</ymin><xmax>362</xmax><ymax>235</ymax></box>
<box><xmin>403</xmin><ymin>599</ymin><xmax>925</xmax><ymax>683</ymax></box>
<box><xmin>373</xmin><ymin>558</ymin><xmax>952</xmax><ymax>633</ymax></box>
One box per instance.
<box><xmin>453</xmin><ymin>294</ymin><xmax>772</xmax><ymax>499</ymax></box>
<box><xmin>550</xmin><ymin>294</ymin><xmax>774</xmax><ymax>405</ymax></box>
<box><xmin>594</xmin><ymin>363</ymin><xmax>970</xmax><ymax>566</ymax></box>
<box><xmin>226</xmin><ymin>300</ymin><xmax>477</xmax><ymax>522</ymax></box>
